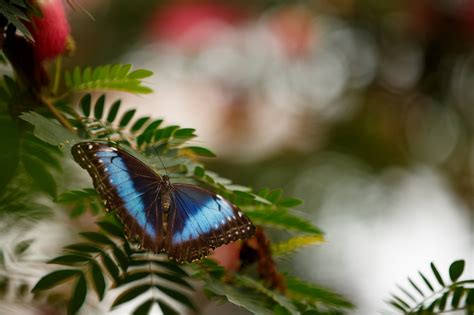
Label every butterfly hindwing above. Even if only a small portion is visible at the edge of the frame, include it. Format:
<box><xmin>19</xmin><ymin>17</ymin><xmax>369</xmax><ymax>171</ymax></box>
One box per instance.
<box><xmin>166</xmin><ymin>184</ymin><xmax>255</xmax><ymax>262</ymax></box>
<box><xmin>71</xmin><ymin>142</ymin><xmax>165</xmax><ymax>252</ymax></box>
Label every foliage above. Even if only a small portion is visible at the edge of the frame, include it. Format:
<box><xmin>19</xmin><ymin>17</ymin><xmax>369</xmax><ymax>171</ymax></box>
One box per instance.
<box><xmin>64</xmin><ymin>64</ymin><xmax>153</xmax><ymax>94</ymax></box>
<box><xmin>0</xmin><ymin>0</ymin><xmax>40</xmax><ymax>41</ymax></box>
<box><xmin>0</xmin><ymin>1</ymin><xmax>346</xmax><ymax>313</ymax></box>
<box><xmin>32</xmin><ymin>220</ymin><xmax>194</xmax><ymax>315</ymax></box>
<box><xmin>18</xmin><ymin>89</ymin><xmax>340</xmax><ymax>314</ymax></box>
<box><xmin>387</xmin><ymin>259</ymin><xmax>474</xmax><ymax>314</ymax></box>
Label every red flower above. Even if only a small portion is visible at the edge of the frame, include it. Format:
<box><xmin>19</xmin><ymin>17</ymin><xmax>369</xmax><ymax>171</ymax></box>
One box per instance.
<box><xmin>30</xmin><ymin>0</ymin><xmax>70</xmax><ymax>61</ymax></box>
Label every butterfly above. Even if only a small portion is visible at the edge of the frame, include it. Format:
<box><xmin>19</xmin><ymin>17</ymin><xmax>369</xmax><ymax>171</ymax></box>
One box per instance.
<box><xmin>71</xmin><ymin>141</ymin><xmax>255</xmax><ymax>263</ymax></box>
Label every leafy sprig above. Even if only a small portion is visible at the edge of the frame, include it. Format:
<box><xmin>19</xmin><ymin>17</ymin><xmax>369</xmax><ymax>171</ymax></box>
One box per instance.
<box><xmin>32</xmin><ymin>220</ymin><xmax>194</xmax><ymax>315</ymax></box>
<box><xmin>387</xmin><ymin>259</ymin><xmax>474</xmax><ymax>314</ymax></box>
<box><xmin>65</xmin><ymin>64</ymin><xmax>153</xmax><ymax>94</ymax></box>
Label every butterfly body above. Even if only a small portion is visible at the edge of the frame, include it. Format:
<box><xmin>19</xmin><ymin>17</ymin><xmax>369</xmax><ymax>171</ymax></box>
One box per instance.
<box><xmin>71</xmin><ymin>141</ymin><xmax>255</xmax><ymax>263</ymax></box>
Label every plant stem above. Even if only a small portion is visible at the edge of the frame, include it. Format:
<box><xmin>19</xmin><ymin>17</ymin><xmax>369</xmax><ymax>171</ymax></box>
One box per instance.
<box><xmin>41</xmin><ymin>96</ymin><xmax>74</xmax><ymax>131</ymax></box>
<box><xmin>52</xmin><ymin>56</ymin><xmax>62</xmax><ymax>96</ymax></box>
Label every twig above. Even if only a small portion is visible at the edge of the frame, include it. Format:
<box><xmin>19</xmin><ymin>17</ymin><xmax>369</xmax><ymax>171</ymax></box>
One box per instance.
<box><xmin>40</xmin><ymin>95</ymin><xmax>75</xmax><ymax>131</ymax></box>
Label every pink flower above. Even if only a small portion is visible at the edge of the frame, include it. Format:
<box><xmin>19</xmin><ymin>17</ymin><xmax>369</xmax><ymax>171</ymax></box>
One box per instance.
<box><xmin>30</xmin><ymin>0</ymin><xmax>70</xmax><ymax>61</ymax></box>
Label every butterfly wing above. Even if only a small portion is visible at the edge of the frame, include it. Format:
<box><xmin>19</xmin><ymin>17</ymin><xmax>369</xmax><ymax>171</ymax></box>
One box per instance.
<box><xmin>71</xmin><ymin>142</ymin><xmax>165</xmax><ymax>252</ymax></box>
<box><xmin>166</xmin><ymin>184</ymin><xmax>255</xmax><ymax>263</ymax></box>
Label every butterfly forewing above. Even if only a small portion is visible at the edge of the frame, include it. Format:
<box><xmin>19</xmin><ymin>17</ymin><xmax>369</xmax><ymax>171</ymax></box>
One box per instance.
<box><xmin>166</xmin><ymin>184</ymin><xmax>255</xmax><ymax>263</ymax></box>
<box><xmin>71</xmin><ymin>142</ymin><xmax>165</xmax><ymax>252</ymax></box>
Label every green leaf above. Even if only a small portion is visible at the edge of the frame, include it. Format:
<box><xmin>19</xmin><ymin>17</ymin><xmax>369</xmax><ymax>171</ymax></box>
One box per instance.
<box><xmin>112</xmin><ymin>284</ymin><xmax>150</xmax><ymax>308</ymax></box>
<box><xmin>94</xmin><ymin>95</ymin><xmax>105</xmax><ymax>120</ymax></box>
<box><xmin>267</xmin><ymin>189</ymin><xmax>283</xmax><ymax>203</ymax></box>
<box><xmin>23</xmin><ymin>156</ymin><xmax>57</xmax><ymax>197</ymax></box>
<box><xmin>194</xmin><ymin>166</ymin><xmax>205</xmax><ymax>177</ymax></box>
<box><xmin>271</xmin><ymin>235</ymin><xmax>325</xmax><ymax>256</ymax></box>
<box><xmin>128</xmin><ymin>69</ymin><xmax>153</xmax><ymax>79</ymax></box>
<box><xmin>204</xmin><ymin>281</ymin><xmax>274</xmax><ymax>315</ymax></box>
<box><xmin>174</xmin><ymin>128</ymin><xmax>196</xmax><ymax>138</ymax></box>
<box><xmin>430</xmin><ymin>262</ymin><xmax>445</xmax><ymax>286</ymax></box>
<box><xmin>0</xmin><ymin>1</ymin><xmax>34</xmax><ymax>40</ymax></box>
<box><xmin>155</xmin><ymin>285</ymin><xmax>196</xmax><ymax>311</ymax></box>
<box><xmin>102</xmin><ymin>253</ymin><xmax>120</xmax><ymax>284</ymax></box>
<box><xmin>129</xmin><ymin>258</ymin><xmax>188</xmax><ymax>277</ymax></box>
<box><xmin>68</xmin><ymin>273</ymin><xmax>87</xmax><ymax>315</ymax></box>
<box><xmin>80</xmin><ymin>94</ymin><xmax>91</xmax><ymax>117</ymax></box>
<box><xmin>65</xmin><ymin>243</ymin><xmax>102</xmax><ymax>254</ymax></box>
<box><xmin>133</xmin><ymin>299</ymin><xmax>154</xmax><ymax>315</ymax></box>
<box><xmin>466</xmin><ymin>289</ymin><xmax>474</xmax><ymax>306</ymax></box>
<box><xmin>437</xmin><ymin>291</ymin><xmax>448</xmax><ymax>310</ymax></box>
<box><xmin>90</xmin><ymin>260</ymin><xmax>106</xmax><ymax>301</ymax></box>
<box><xmin>451</xmin><ymin>286</ymin><xmax>464</xmax><ymax>308</ymax></box>
<box><xmin>119</xmin><ymin>109</ymin><xmax>136</xmax><ymax>127</ymax></box>
<box><xmin>182</xmin><ymin>146</ymin><xmax>216</xmax><ymax>157</ymax></box>
<box><xmin>120</xmin><ymin>271</ymin><xmax>150</xmax><ymax>284</ymax></box>
<box><xmin>80</xmin><ymin>232</ymin><xmax>115</xmax><ymax>246</ymax></box>
<box><xmin>285</xmin><ymin>276</ymin><xmax>354</xmax><ymax>309</ymax></box>
<box><xmin>246</xmin><ymin>208</ymin><xmax>323</xmax><ymax>235</ymax></box>
<box><xmin>48</xmin><ymin>254</ymin><xmax>90</xmax><ymax>266</ymax></box>
<box><xmin>107</xmin><ymin>100</ymin><xmax>121</xmax><ymax>122</ymax></box>
<box><xmin>31</xmin><ymin>270</ymin><xmax>80</xmax><ymax>292</ymax></box>
<box><xmin>237</xmin><ymin>275</ymin><xmax>299</xmax><ymax>315</ymax></box>
<box><xmin>65</xmin><ymin>65</ymin><xmax>153</xmax><ymax>94</ymax></box>
<box><xmin>278</xmin><ymin>197</ymin><xmax>303</xmax><ymax>208</ymax></box>
<box><xmin>419</xmin><ymin>271</ymin><xmax>434</xmax><ymax>292</ymax></box>
<box><xmin>408</xmin><ymin>277</ymin><xmax>424</xmax><ymax>297</ymax></box>
<box><xmin>20</xmin><ymin>112</ymin><xmax>80</xmax><ymax>146</ymax></box>
<box><xmin>112</xmin><ymin>245</ymin><xmax>129</xmax><ymax>271</ymax></box>
<box><xmin>131</xmin><ymin>117</ymin><xmax>150</xmax><ymax>132</ymax></box>
<box><xmin>156</xmin><ymin>272</ymin><xmax>193</xmax><ymax>290</ymax></box>
<box><xmin>449</xmin><ymin>260</ymin><xmax>464</xmax><ymax>282</ymax></box>
<box><xmin>96</xmin><ymin>221</ymin><xmax>125</xmax><ymax>239</ymax></box>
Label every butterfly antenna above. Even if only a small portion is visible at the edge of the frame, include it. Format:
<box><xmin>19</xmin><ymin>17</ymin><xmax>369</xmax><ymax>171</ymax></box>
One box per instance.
<box><xmin>149</xmin><ymin>145</ymin><xmax>169</xmax><ymax>177</ymax></box>
<box><xmin>158</xmin><ymin>154</ymin><xmax>169</xmax><ymax>177</ymax></box>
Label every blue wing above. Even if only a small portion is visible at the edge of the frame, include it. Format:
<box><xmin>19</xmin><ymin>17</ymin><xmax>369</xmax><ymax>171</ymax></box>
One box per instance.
<box><xmin>166</xmin><ymin>184</ymin><xmax>255</xmax><ymax>262</ymax></box>
<box><xmin>71</xmin><ymin>142</ymin><xmax>165</xmax><ymax>252</ymax></box>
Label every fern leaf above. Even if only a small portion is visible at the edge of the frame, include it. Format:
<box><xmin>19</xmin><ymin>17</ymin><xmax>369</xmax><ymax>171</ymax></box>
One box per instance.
<box><xmin>271</xmin><ymin>235</ymin><xmax>325</xmax><ymax>256</ymax></box>
<box><xmin>65</xmin><ymin>64</ymin><xmax>153</xmax><ymax>94</ymax></box>
<box><xmin>285</xmin><ymin>276</ymin><xmax>354</xmax><ymax>309</ymax></box>
<box><xmin>0</xmin><ymin>1</ymin><xmax>36</xmax><ymax>40</ymax></box>
<box><xmin>246</xmin><ymin>208</ymin><xmax>323</xmax><ymax>235</ymax></box>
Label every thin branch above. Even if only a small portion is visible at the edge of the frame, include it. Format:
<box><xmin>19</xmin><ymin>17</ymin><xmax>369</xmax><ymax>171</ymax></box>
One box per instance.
<box><xmin>52</xmin><ymin>57</ymin><xmax>62</xmax><ymax>96</ymax></box>
<box><xmin>40</xmin><ymin>95</ymin><xmax>74</xmax><ymax>132</ymax></box>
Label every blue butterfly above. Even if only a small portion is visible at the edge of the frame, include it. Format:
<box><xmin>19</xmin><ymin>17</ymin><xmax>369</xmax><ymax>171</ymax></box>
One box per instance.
<box><xmin>71</xmin><ymin>141</ymin><xmax>255</xmax><ymax>263</ymax></box>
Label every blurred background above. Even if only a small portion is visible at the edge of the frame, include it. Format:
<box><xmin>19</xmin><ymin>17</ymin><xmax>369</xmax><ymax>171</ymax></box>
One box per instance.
<box><xmin>31</xmin><ymin>0</ymin><xmax>474</xmax><ymax>314</ymax></box>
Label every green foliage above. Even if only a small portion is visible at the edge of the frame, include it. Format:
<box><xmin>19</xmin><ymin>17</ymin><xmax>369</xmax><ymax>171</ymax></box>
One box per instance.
<box><xmin>195</xmin><ymin>259</ymin><xmax>353</xmax><ymax>315</ymax></box>
<box><xmin>0</xmin><ymin>44</ymin><xmax>340</xmax><ymax>314</ymax></box>
<box><xmin>0</xmin><ymin>0</ymin><xmax>40</xmax><ymax>41</ymax></box>
<box><xmin>32</xmin><ymin>221</ymin><xmax>194</xmax><ymax>315</ymax></box>
<box><xmin>271</xmin><ymin>235</ymin><xmax>325</xmax><ymax>257</ymax></box>
<box><xmin>387</xmin><ymin>259</ymin><xmax>474</xmax><ymax>314</ymax></box>
<box><xmin>57</xmin><ymin>188</ymin><xmax>102</xmax><ymax>217</ymax></box>
<box><xmin>16</xmin><ymin>89</ymin><xmax>336</xmax><ymax>314</ymax></box>
<box><xmin>65</xmin><ymin>64</ymin><xmax>153</xmax><ymax>94</ymax></box>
